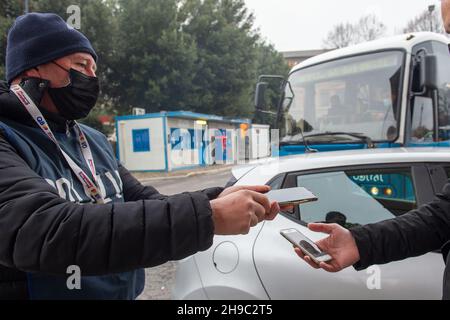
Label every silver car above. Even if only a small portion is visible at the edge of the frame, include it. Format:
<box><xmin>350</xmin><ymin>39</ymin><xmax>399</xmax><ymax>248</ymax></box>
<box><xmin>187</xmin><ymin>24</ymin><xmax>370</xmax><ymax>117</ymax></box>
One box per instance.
<box><xmin>173</xmin><ymin>148</ymin><xmax>449</xmax><ymax>300</ymax></box>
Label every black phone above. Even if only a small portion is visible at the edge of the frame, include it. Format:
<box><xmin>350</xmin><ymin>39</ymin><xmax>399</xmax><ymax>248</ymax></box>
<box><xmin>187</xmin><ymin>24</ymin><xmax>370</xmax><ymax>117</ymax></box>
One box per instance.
<box><xmin>280</xmin><ymin>228</ymin><xmax>332</xmax><ymax>263</ymax></box>
<box><xmin>267</xmin><ymin>187</ymin><xmax>317</xmax><ymax>206</ymax></box>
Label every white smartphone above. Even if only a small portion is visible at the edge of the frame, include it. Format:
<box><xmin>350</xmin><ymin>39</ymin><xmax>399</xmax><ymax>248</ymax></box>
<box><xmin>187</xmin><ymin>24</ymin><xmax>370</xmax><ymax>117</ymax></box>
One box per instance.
<box><xmin>280</xmin><ymin>228</ymin><xmax>332</xmax><ymax>263</ymax></box>
<box><xmin>266</xmin><ymin>187</ymin><xmax>317</xmax><ymax>206</ymax></box>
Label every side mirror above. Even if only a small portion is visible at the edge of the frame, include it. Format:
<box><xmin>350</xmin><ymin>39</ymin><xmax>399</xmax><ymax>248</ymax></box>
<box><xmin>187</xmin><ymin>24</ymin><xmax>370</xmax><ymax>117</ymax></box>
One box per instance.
<box><xmin>420</xmin><ymin>54</ymin><xmax>439</xmax><ymax>91</ymax></box>
<box><xmin>255</xmin><ymin>82</ymin><xmax>268</xmax><ymax>110</ymax></box>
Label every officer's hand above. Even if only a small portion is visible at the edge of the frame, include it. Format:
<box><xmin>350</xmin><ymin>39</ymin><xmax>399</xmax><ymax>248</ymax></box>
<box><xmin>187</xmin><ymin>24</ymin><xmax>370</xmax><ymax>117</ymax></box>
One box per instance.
<box><xmin>218</xmin><ymin>185</ymin><xmax>293</xmax><ymax>213</ymax></box>
<box><xmin>218</xmin><ymin>185</ymin><xmax>271</xmax><ymax>198</ymax></box>
<box><xmin>294</xmin><ymin>223</ymin><xmax>360</xmax><ymax>272</ymax></box>
<box><xmin>210</xmin><ymin>189</ymin><xmax>279</xmax><ymax>235</ymax></box>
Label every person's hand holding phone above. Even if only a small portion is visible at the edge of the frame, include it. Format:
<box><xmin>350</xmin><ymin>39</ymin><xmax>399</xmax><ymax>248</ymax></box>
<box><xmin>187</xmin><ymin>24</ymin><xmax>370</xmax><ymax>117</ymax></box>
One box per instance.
<box><xmin>218</xmin><ymin>185</ymin><xmax>270</xmax><ymax>199</ymax></box>
<box><xmin>211</xmin><ymin>185</ymin><xmax>280</xmax><ymax>235</ymax></box>
<box><xmin>218</xmin><ymin>185</ymin><xmax>293</xmax><ymax>217</ymax></box>
<box><xmin>295</xmin><ymin>223</ymin><xmax>361</xmax><ymax>272</ymax></box>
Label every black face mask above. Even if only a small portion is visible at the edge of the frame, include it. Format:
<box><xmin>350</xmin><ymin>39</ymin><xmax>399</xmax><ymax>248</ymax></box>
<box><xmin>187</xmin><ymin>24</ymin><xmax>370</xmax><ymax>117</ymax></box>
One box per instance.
<box><xmin>47</xmin><ymin>62</ymin><xmax>100</xmax><ymax>120</ymax></box>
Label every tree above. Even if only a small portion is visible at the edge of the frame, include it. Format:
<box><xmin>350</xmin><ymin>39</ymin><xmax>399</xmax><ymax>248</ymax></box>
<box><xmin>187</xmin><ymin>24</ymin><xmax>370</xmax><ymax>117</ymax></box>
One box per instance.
<box><xmin>356</xmin><ymin>14</ymin><xmax>386</xmax><ymax>42</ymax></box>
<box><xmin>180</xmin><ymin>0</ymin><xmax>259</xmax><ymax>118</ymax></box>
<box><xmin>323</xmin><ymin>14</ymin><xmax>386</xmax><ymax>49</ymax></box>
<box><xmin>113</xmin><ymin>0</ymin><xmax>198</xmax><ymax>114</ymax></box>
<box><xmin>0</xmin><ymin>0</ymin><xmax>288</xmax><ymax>121</ymax></box>
<box><xmin>403</xmin><ymin>8</ymin><xmax>444</xmax><ymax>34</ymax></box>
<box><xmin>323</xmin><ymin>22</ymin><xmax>355</xmax><ymax>49</ymax></box>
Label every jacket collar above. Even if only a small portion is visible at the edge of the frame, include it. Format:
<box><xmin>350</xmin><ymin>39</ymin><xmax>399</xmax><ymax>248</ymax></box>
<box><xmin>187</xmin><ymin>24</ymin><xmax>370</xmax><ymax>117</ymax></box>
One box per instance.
<box><xmin>0</xmin><ymin>78</ymin><xmax>75</xmax><ymax>133</ymax></box>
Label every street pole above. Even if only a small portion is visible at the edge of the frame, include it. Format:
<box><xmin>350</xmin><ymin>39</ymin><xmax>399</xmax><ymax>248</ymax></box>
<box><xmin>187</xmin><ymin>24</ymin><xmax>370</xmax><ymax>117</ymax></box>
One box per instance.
<box><xmin>24</xmin><ymin>0</ymin><xmax>29</xmax><ymax>14</ymax></box>
<box><xmin>428</xmin><ymin>4</ymin><xmax>435</xmax><ymax>32</ymax></box>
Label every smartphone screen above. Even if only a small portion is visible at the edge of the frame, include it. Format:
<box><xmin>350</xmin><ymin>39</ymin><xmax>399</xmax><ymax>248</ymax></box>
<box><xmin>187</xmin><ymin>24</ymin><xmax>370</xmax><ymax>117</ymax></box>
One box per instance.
<box><xmin>281</xmin><ymin>229</ymin><xmax>329</xmax><ymax>259</ymax></box>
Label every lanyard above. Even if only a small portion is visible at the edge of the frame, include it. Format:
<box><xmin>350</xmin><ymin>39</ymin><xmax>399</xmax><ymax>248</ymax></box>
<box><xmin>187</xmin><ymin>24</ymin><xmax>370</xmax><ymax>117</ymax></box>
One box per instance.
<box><xmin>11</xmin><ymin>84</ymin><xmax>105</xmax><ymax>204</ymax></box>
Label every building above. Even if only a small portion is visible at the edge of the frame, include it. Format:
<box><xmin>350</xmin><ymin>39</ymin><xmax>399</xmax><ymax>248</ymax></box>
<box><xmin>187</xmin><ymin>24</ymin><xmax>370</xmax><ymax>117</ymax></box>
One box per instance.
<box><xmin>281</xmin><ymin>49</ymin><xmax>333</xmax><ymax>68</ymax></box>
<box><xmin>249</xmin><ymin>124</ymin><xmax>270</xmax><ymax>159</ymax></box>
<box><xmin>115</xmin><ymin>111</ymin><xmax>260</xmax><ymax>172</ymax></box>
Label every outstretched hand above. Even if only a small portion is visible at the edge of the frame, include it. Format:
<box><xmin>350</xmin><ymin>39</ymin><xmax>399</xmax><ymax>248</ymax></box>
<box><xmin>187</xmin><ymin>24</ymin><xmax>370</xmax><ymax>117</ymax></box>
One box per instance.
<box><xmin>219</xmin><ymin>185</ymin><xmax>293</xmax><ymax>216</ymax></box>
<box><xmin>294</xmin><ymin>223</ymin><xmax>361</xmax><ymax>272</ymax></box>
<box><xmin>218</xmin><ymin>185</ymin><xmax>270</xmax><ymax>198</ymax></box>
<box><xmin>211</xmin><ymin>185</ymin><xmax>280</xmax><ymax>235</ymax></box>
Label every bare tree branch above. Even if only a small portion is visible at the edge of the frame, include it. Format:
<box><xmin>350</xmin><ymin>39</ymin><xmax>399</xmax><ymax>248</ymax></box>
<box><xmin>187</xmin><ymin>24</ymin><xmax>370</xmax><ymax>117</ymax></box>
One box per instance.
<box><xmin>356</xmin><ymin>14</ymin><xmax>387</xmax><ymax>42</ymax></box>
<box><xmin>323</xmin><ymin>22</ymin><xmax>354</xmax><ymax>49</ymax></box>
<box><xmin>403</xmin><ymin>9</ymin><xmax>444</xmax><ymax>34</ymax></box>
<box><xmin>323</xmin><ymin>14</ymin><xmax>386</xmax><ymax>49</ymax></box>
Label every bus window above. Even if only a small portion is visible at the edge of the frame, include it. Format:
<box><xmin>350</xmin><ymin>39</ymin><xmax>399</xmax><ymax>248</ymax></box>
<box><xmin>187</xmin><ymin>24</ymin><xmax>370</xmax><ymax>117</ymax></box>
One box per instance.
<box><xmin>433</xmin><ymin>42</ymin><xmax>450</xmax><ymax>142</ymax></box>
<box><xmin>411</xmin><ymin>96</ymin><xmax>434</xmax><ymax>142</ymax></box>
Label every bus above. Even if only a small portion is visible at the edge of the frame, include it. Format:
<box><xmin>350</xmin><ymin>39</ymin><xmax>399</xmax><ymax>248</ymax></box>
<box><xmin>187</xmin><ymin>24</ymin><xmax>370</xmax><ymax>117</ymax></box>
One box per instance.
<box><xmin>256</xmin><ymin>32</ymin><xmax>450</xmax><ymax>156</ymax></box>
<box><xmin>254</xmin><ymin>32</ymin><xmax>450</xmax><ymax>204</ymax></box>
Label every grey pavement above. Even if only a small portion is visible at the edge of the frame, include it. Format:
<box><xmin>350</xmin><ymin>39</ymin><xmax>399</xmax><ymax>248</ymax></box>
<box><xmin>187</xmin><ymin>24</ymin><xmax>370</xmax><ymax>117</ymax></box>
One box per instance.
<box><xmin>136</xmin><ymin>169</ymin><xmax>232</xmax><ymax>300</ymax></box>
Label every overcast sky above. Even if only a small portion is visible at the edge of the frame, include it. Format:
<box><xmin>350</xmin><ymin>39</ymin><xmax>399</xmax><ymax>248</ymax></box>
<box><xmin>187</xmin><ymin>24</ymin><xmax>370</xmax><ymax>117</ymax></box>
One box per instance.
<box><xmin>244</xmin><ymin>0</ymin><xmax>443</xmax><ymax>52</ymax></box>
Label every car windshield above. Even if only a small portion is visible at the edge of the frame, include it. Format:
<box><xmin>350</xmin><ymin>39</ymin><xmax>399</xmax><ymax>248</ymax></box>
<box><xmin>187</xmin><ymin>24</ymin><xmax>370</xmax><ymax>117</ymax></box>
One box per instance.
<box><xmin>280</xmin><ymin>50</ymin><xmax>404</xmax><ymax>143</ymax></box>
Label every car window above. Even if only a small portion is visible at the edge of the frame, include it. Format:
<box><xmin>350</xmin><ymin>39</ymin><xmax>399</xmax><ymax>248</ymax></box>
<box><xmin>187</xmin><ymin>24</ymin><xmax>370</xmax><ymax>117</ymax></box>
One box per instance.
<box><xmin>268</xmin><ymin>174</ymin><xmax>285</xmax><ymax>190</ymax></box>
<box><xmin>296</xmin><ymin>168</ymin><xmax>417</xmax><ymax>229</ymax></box>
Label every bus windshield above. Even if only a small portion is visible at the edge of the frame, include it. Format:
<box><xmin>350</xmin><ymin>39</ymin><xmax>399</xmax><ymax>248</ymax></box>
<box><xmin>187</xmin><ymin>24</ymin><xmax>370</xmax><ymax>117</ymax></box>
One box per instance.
<box><xmin>280</xmin><ymin>50</ymin><xmax>404</xmax><ymax>144</ymax></box>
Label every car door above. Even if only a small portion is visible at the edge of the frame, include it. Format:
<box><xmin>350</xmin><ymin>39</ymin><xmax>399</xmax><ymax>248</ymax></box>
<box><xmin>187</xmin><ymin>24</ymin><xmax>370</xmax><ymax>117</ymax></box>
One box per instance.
<box><xmin>253</xmin><ymin>163</ymin><xmax>445</xmax><ymax>299</ymax></box>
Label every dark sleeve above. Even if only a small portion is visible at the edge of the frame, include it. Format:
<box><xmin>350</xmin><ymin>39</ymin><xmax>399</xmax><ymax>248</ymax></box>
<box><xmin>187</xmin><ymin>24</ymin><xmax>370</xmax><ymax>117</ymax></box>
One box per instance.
<box><xmin>0</xmin><ymin>133</ymin><xmax>215</xmax><ymax>276</ymax></box>
<box><xmin>118</xmin><ymin>163</ymin><xmax>224</xmax><ymax>201</ymax></box>
<box><xmin>350</xmin><ymin>183</ymin><xmax>450</xmax><ymax>270</ymax></box>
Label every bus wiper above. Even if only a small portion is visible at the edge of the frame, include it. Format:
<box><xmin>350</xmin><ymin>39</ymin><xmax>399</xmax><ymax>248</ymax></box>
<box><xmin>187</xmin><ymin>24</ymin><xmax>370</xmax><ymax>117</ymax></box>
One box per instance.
<box><xmin>303</xmin><ymin>132</ymin><xmax>376</xmax><ymax>148</ymax></box>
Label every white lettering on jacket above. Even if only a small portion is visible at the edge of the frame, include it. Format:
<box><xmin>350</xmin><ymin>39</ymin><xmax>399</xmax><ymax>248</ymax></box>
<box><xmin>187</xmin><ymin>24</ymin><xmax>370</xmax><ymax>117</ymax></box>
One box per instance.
<box><xmin>45</xmin><ymin>170</ymin><xmax>123</xmax><ymax>203</ymax></box>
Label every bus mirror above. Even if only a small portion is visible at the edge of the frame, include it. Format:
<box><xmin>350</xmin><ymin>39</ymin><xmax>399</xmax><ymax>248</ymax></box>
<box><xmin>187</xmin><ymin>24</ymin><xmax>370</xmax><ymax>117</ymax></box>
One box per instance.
<box><xmin>421</xmin><ymin>55</ymin><xmax>439</xmax><ymax>91</ymax></box>
<box><xmin>255</xmin><ymin>82</ymin><xmax>268</xmax><ymax>110</ymax></box>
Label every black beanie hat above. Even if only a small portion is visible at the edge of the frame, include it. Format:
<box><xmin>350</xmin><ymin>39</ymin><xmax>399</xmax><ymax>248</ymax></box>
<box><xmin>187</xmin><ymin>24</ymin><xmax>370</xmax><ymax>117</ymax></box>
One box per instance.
<box><xmin>5</xmin><ymin>12</ymin><xmax>97</xmax><ymax>83</ymax></box>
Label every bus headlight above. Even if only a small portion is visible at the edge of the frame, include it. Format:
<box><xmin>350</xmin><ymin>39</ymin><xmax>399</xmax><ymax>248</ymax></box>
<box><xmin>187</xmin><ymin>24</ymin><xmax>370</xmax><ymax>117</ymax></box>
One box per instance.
<box><xmin>370</xmin><ymin>187</ymin><xmax>379</xmax><ymax>196</ymax></box>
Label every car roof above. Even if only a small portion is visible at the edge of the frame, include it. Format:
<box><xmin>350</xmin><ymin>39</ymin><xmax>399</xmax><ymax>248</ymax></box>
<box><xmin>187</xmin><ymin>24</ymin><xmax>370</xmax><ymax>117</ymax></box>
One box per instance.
<box><xmin>291</xmin><ymin>32</ymin><xmax>450</xmax><ymax>73</ymax></box>
<box><xmin>242</xmin><ymin>147</ymin><xmax>450</xmax><ymax>177</ymax></box>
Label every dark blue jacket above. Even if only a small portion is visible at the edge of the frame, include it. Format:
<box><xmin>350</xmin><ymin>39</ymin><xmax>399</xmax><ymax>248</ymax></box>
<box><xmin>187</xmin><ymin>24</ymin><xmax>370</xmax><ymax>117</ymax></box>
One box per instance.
<box><xmin>0</xmin><ymin>79</ymin><xmax>222</xmax><ymax>300</ymax></box>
